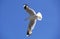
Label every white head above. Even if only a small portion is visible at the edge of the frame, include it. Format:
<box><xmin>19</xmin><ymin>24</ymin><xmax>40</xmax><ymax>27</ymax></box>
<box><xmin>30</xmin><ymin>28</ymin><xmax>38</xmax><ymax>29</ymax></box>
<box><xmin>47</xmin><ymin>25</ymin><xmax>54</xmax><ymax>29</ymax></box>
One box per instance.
<box><xmin>36</xmin><ymin>12</ymin><xmax>42</xmax><ymax>21</ymax></box>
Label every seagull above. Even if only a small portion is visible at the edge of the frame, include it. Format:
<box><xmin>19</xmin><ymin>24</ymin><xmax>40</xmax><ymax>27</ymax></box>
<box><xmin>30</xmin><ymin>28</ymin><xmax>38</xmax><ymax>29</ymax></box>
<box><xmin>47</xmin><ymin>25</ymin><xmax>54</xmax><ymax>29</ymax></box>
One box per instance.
<box><xmin>23</xmin><ymin>4</ymin><xmax>42</xmax><ymax>36</ymax></box>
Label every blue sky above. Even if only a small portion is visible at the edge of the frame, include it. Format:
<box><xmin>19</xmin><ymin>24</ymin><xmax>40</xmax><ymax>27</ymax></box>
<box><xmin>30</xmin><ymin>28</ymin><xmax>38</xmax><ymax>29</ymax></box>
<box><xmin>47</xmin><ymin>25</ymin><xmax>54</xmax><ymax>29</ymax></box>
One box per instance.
<box><xmin>0</xmin><ymin>0</ymin><xmax>60</xmax><ymax>39</ymax></box>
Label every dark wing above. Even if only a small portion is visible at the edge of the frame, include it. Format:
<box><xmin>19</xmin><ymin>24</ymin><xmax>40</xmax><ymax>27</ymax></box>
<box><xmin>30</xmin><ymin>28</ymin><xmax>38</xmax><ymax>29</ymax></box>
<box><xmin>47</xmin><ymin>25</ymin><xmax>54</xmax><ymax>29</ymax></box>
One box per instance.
<box><xmin>23</xmin><ymin>4</ymin><xmax>36</xmax><ymax>16</ymax></box>
<box><xmin>27</xmin><ymin>19</ymin><xmax>36</xmax><ymax>36</ymax></box>
<box><xmin>28</xmin><ymin>19</ymin><xmax>36</xmax><ymax>31</ymax></box>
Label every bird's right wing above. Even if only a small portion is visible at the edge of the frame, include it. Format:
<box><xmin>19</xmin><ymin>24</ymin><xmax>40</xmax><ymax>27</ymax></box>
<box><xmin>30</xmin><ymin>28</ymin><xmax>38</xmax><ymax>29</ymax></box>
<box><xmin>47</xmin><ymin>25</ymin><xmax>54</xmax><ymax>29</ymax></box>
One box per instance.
<box><xmin>27</xmin><ymin>19</ymin><xmax>36</xmax><ymax>36</ymax></box>
<box><xmin>28</xmin><ymin>19</ymin><xmax>36</xmax><ymax>32</ymax></box>
<box><xmin>23</xmin><ymin>4</ymin><xmax>36</xmax><ymax>16</ymax></box>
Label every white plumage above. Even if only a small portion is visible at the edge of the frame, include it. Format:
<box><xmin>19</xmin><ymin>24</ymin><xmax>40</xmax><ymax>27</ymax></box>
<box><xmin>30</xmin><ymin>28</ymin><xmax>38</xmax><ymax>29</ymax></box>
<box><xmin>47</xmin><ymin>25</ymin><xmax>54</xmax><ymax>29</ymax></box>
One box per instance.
<box><xmin>23</xmin><ymin>4</ymin><xmax>42</xmax><ymax>36</ymax></box>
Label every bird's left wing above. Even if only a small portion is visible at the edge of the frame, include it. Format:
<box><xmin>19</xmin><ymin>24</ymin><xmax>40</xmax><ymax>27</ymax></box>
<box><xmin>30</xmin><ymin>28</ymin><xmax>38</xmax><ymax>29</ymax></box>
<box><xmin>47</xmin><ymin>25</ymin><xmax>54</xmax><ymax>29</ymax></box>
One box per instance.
<box><xmin>23</xmin><ymin>4</ymin><xmax>36</xmax><ymax>16</ymax></box>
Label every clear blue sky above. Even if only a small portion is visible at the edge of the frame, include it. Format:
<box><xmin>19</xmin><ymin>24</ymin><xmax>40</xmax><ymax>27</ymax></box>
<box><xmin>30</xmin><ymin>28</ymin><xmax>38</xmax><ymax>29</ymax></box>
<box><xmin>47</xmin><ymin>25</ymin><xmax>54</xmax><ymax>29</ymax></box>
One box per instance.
<box><xmin>0</xmin><ymin>0</ymin><xmax>60</xmax><ymax>39</ymax></box>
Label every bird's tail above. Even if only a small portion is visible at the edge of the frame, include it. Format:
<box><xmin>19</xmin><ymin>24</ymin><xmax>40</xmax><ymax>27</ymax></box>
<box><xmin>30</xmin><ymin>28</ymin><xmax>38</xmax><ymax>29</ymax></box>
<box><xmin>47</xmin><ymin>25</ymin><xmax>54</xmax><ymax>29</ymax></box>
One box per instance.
<box><xmin>37</xmin><ymin>12</ymin><xmax>42</xmax><ymax>21</ymax></box>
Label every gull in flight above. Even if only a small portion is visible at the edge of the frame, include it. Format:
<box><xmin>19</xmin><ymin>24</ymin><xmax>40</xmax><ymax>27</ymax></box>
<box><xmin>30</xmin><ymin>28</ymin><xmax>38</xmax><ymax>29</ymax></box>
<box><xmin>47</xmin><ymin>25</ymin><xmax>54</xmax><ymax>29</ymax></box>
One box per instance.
<box><xmin>23</xmin><ymin>4</ymin><xmax>42</xmax><ymax>36</ymax></box>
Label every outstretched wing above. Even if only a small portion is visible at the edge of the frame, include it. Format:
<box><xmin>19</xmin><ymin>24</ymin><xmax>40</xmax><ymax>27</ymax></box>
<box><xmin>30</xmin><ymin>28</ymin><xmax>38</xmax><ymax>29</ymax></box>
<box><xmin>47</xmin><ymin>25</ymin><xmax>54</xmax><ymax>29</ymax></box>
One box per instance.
<box><xmin>23</xmin><ymin>4</ymin><xmax>36</xmax><ymax>16</ymax></box>
<box><xmin>28</xmin><ymin>19</ymin><xmax>36</xmax><ymax>31</ymax></box>
<box><xmin>27</xmin><ymin>19</ymin><xmax>36</xmax><ymax>36</ymax></box>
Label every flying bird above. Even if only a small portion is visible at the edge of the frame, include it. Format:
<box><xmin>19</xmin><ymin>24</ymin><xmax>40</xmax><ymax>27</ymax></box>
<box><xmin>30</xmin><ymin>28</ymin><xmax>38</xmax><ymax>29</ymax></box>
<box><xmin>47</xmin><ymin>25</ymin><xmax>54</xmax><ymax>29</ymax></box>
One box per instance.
<box><xmin>23</xmin><ymin>4</ymin><xmax>42</xmax><ymax>36</ymax></box>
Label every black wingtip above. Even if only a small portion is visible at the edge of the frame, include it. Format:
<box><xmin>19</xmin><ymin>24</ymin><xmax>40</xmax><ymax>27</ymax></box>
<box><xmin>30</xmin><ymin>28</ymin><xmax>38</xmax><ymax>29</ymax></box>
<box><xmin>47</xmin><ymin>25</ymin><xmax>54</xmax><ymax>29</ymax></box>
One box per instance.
<box><xmin>24</xmin><ymin>5</ymin><xmax>26</xmax><ymax>9</ymax></box>
<box><xmin>23</xmin><ymin>4</ymin><xmax>28</xmax><ymax>9</ymax></box>
<box><xmin>26</xmin><ymin>31</ymin><xmax>32</xmax><ymax>37</ymax></box>
<box><xmin>27</xmin><ymin>31</ymin><xmax>29</xmax><ymax>35</ymax></box>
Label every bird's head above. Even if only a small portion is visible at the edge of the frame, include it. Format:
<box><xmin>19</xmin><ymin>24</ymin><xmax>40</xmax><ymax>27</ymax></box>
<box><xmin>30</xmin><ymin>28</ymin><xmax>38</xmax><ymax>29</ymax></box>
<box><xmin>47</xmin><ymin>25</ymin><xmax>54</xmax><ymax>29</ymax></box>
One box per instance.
<box><xmin>36</xmin><ymin>12</ymin><xmax>42</xmax><ymax>21</ymax></box>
